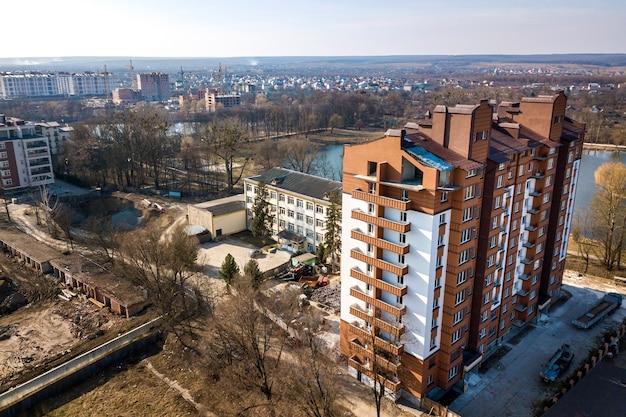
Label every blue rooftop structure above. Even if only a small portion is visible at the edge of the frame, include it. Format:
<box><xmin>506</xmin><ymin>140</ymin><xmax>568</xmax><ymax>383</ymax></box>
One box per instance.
<box><xmin>404</xmin><ymin>146</ymin><xmax>454</xmax><ymax>172</ymax></box>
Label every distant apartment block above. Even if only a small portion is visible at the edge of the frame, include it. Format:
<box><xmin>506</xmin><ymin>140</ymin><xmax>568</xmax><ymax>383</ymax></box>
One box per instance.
<box><xmin>205</xmin><ymin>89</ymin><xmax>241</xmax><ymax>112</ymax></box>
<box><xmin>244</xmin><ymin>168</ymin><xmax>341</xmax><ymax>253</ymax></box>
<box><xmin>137</xmin><ymin>72</ymin><xmax>170</xmax><ymax>102</ymax></box>
<box><xmin>0</xmin><ymin>72</ymin><xmax>111</xmax><ymax>98</ymax></box>
<box><xmin>339</xmin><ymin>91</ymin><xmax>584</xmax><ymax>402</ymax></box>
<box><xmin>112</xmin><ymin>88</ymin><xmax>140</xmax><ymax>105</ymax></box>
<box><xmin>0</xmin><ymin>114</ymin><xmax>54</xmax><ymax>190</ymax></box>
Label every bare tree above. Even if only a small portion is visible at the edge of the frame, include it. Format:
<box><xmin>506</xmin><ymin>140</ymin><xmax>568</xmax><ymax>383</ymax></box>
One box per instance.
<box><xmin>205</xmin><ymin>118</ymin><xmax>251</xmax><ymax>194</ymax></box>
<box><xmin>572</xmin><ymin>210</ymin><xmax>595</xmax><ymax>273</ymax></box>
<box><xmin>282</xmin><ymin>136</ymin><xmax>318</xmax><ymax>174</ymax></box>
<box><xmin>116</xmin><ymin>223</ymin><xmax>201</xmax><ymax>346</ymax></box>
<box><xmin>209</xmin><ymin>285</ymin><xmax>288</xmax><ymax>403</ymax></box>
<box><xmin>590</xmin><ymin>162</ymin><xmax>626</xmax><ymax>270</ymax></box>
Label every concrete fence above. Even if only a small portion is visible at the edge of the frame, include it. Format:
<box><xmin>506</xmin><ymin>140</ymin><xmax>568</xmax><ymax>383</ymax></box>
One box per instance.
<box><xmin>0</xmin><ymin>317</ymin><xmax>162</xmax><ymax>417</ymax></box>
<box><xmin>420</xmin><ymin>397</ymin><xmax>462</xmax><ymax>417</ymax></box>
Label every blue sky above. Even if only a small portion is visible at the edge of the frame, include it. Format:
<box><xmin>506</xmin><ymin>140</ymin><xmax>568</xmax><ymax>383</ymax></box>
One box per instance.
<box><xmin>4</xmin><ymin>0</ymin><xmax>625</xmax><ymax>58</ymax></box>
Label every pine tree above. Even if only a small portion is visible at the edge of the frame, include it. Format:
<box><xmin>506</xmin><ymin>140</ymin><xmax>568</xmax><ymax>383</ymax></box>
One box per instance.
<box><xmin>322</xmin><ymin>191</ymin><xmax>341</xmax><ymax>272</ymax></box>
<box><xmin>250</xmin><ymin>181</ymin><xmax>274</xmax><ymax>238</ymax></box>
<box><xmin>244</xmin><ymin>259</ymin><xmax>264</xmax><ymax>290</ymax></box>
<box><xmin>220</xmin><ymin>253</ymin><xmax>240</xmax><ymax>285</ymax></box>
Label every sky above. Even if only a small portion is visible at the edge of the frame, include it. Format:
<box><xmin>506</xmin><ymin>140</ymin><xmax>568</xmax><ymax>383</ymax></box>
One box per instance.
<box><xmin>3</xmin><ymin>0</ymin><xmax>625</xmax><ymax>58</ymax></box>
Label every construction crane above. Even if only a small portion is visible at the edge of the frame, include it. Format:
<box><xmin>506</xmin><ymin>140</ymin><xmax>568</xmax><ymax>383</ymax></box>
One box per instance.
<box><xmin>126</xmin><ymin>59</ymin><xmax>137</xmax><ymax>91</ymax></box>
<box><xmin>101</xmin><ymin>65</ymin><xmax>111</xmax><ymax>101</ymax></box>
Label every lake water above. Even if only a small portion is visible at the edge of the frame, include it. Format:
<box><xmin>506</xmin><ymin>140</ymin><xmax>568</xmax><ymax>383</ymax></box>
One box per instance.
<box><xmin>313</xmin><ymin>144</ymin><xmax>624</xmax><ymax>215</ymax></box>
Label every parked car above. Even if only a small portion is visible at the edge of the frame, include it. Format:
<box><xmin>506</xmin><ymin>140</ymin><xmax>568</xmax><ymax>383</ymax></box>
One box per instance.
<box><xmin>249</xmin><ymin>249</ymin><xmax>263</xmax><ymax>258</ymax></box>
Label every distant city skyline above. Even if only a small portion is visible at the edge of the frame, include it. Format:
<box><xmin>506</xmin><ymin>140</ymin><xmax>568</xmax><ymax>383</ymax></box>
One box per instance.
<box><xmin>3</xmin><ymin>0</ymin><xmax>625</xmax><ymax>60</ymax></box>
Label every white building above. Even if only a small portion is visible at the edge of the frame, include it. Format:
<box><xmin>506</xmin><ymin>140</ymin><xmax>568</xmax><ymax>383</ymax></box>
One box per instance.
<box><xmin>35</xmin><ymin>121</ymin><xmax>73</xmax><ymax>155</ymax></box>
<box><xmin>0</xmin><ymin>115</ymin><xmax>54</xmax><ymax>190</ymax></box>
<box><xmin>244</xmin><ymin>168</ymin><xmax>341</xmax><ymax>253</ymax></box>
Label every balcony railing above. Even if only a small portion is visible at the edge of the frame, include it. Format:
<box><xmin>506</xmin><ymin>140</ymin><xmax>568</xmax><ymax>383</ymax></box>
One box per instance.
<box><xmin>351</xmin><ymin>229</ymin><xmax>409</xmax><ymax>255</ymax></box>
<box><xmin>351</xmin><ymin>209</ymin><xmax>411</xmax><ymax>233</ymax></box>
<box><xmin>517</xmin><ymin>289</ymin><xmax>529</xmax><ymax>297</ymax></box>
<box><xmin>531</xmin><ymin>171</ymin><xmax>545</xmax><ymax>179</ymax></box>
<box><xmin>351</xmin><ymin>249</ymin><xmax>409</xmax><ymax>276</ymax></box>
<box><xmin>349</xmin><ymin>304</ymin><xmax>406</xmax><ymax>337</ymax></box>
<box><xmin>352</xmin><ymin>189</ymin><xmax>410</xmax><ymax>211</ymax></box>
<box><xmin>529</xmin><ymin>190</ymin><xmax>542</xmax><ymax>197</ymax></box>
<box><xmin>349</xmin><ymin>286</ymin><xmax>406</xmax><ymax>317</ymax></box>
<box><xmin>350</xmin><ymin>268</ymin><xmax>408</xmax><ymax>297</ymax></box>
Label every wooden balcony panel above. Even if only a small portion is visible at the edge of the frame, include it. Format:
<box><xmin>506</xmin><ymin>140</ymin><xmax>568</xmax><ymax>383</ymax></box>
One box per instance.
<box><xmin>351</xmin><ymin>250</ymin><xmax>409</xmax><ymax>276</ymax></box>
<box><xmin>352</xmin><ymin>190</ymin><xmax>409</xmax><ymax>211</ymax></box>
<box><xmin>349</xmin><ymin>304</ymin><xmax>405</xmax><ymax>337</ymax></box>
<box><xmin>351</xmin><ymin>230</ymin><xmax>410</xmax><ymax>255</ymax></box>
<box><xmin>351</xmin><ymin>210</ymin><xmax>410</xmax><ymax>233</ymax></box>
<box><xmin>350</xmin><ymin>268</ymin><xmax>408</xmax><ymax>297</ymax></box>
<box><xmin>349</xmin><ymin>287</ymin><xmax>406</xmax><ymax>317</ymax></box>
<box><xmin>374</xmin><ymin>335</ymin><xmax>404</xmax><ymax>356</ymax></box>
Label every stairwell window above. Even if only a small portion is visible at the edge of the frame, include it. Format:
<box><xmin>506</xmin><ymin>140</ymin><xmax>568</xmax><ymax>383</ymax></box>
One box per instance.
<box><xmin>462</xmin><ymin>207</ymin><xmax>473</xmax><ymax>222</ymax></box>
<box><xmin>439</xmin><ymin>213</ymin><xmax>447</xmax><ymax>225</ymax></box>
<box><xmin>368</xmin><ymin>182</ymin><xmax>375</xmax><ymax>194</ymax></box>
<box><xmin>448</xmin><ymin>365</ymin><xmax>459</xmax><ymax>380</ymax></box>
<box><xmin>459</xmin><ymin>250</ymin><xmax>469</xmax><ymax>265</ymax></box>
<box><xmin>464</xmin><ymin>185</ymin><xmax>475</xmax><ymax>200</ymax></box>
<box><xmin>453</xmin><ymin>310</ymin><xmax>463</xmax><ymax>325</ymax></box>
<box><xmin>455</xmin><ymin>291</ymin><xmax>465</xmax><ymax>305</ymax></box>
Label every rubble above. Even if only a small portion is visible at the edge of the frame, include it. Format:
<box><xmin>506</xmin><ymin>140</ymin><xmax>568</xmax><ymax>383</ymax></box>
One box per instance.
<box><xmin>310</xmin><ymin>282</ymin><xmax>341</xmax><ymax>314</ymax></box>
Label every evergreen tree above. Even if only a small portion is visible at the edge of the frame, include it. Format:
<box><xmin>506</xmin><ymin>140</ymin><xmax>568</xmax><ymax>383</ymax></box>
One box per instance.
<box><xmin>250</xmin><ymin>181</ymin><xmax>274</xmax><ymax>238</ymax></box>
<box><xmin>322</xmin><ymin>191</ymin><xmax>341</xmax><ymax>272</ymax></box>
<box><xmin>244</xmin><ymin>259</ymin><xmax>264</xmax><ymax>290</ymax></box>
<box><xmin>220</xmin><ymin>253</ymin><xmax>240</xmax><ymax>285</ymax></box>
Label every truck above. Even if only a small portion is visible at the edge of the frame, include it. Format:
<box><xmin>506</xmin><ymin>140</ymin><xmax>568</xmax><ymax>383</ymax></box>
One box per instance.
<box><xmin>540</xmin><ymin>344</ymin><xmax>574</xmax><ymax>382</ymax></box>
<box><xmin>571</xmin><ymin>292</ymin><xmax>623</xmax><ymax>330</ymax></box>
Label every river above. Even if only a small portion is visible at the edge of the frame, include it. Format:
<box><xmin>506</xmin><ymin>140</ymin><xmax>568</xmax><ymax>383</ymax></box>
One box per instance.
<box><xmin>312</xmin><ymin>144</ymin><xmax>624</xmax><ymax>215</ymax></box>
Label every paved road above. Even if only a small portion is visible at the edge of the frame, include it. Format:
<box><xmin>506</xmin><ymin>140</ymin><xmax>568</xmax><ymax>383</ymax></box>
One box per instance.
<box><xmin>450</xmin><ymin>283</ymin><xmax>626</xmax><ymax>417</ymax></box>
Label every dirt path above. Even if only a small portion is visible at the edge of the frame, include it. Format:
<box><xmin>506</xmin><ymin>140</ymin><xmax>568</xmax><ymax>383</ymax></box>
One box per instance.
<box><xmin>142</xmin><ymin>359</ymin><xmax>216</xmax><ymax>417</ymax></box>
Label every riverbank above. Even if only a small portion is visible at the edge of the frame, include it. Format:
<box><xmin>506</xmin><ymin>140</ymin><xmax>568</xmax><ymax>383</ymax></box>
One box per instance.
<box><xmin>583</xmin><ymin>143</ymin><xmax>626</xmax><ymax>151</ymax></box>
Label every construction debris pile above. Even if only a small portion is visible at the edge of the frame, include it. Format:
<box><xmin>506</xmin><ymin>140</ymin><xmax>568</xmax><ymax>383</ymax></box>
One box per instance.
<box><xmin>54</xmin><ymin>301</ymin><xmax>114</xmax><ymax>340</ymax></box>
<box><xmin>0</xmin><ymin>275</ymin><xmax>27</xmax><ymax>315</ymax></box>
<box><xmin>310</xmin><ymin>283</ymin><xmax>341</xmax><ymax>314</ymax></box>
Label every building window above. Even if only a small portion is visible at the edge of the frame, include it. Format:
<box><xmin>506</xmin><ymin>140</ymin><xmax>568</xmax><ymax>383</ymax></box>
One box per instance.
<box><xmin>534</xmin><ymin>259</ymin><xmax>541</xmax><ymax>270</ymax></box>
<box><xmin>368</xmin><ymin>182</ymin><xmax>376</xmax><ymax>194</ymax></box>
<box><xmin>315</xmin><ymin>233</ymin><xmax>323</xmax><ymax>242</ymax></box>
<box><xmin>288</xmin><ymin>196</ymin><xmax>294</xmax><ymax>204</ymax></box>
<box><xmin>401</xmin><ymin>189</ymin><xmax>409</xmax><ymax>202</ymax></box>
<box><xmin>512</xmin><ymin>219</ymin><xmax>518</xmax><ymax>231</ymax></box>
<box><xmin>367</xmin><ymin>203</ymin><xmax>375</xmax><ymax>214</ymax></box>
<box><xmin>451</xmin><ymin>329</ymin><xmax>462</xmax><ymax>344</ymax></box>
<box><xmin>453</xmin><ymin>310</ymin><xmax>463</xmax><ymax>325</ymax></box>
<box><xmin>565</xmin><ymin>168</ymin><xmax>571</xmax><ymax>179</ymax></box>
<box><xmin>462</xmin><ymin>207</ymin><xmax>473</xmax><ymax>222</ymax></box>
<box><xmin>492</xmin><ymin>217</ymin><xmax>499</xmax><ymax>230</ymax></box>
<box><xmin>464</xmin><ymin>185</ymin><xmax>475</xmax><ymax>200</ymax></box>
<box><xmin>246</xmin><ymin>184</ymin><xmax>252</xmax><ymax>192</ymax></box>
<box><xmin>399</xmin><ymin>233</ymin><xmax>407</xmax><ymax>244</ymax></box>
<box><xmin>280</xmin><ymin>207</ymin><xmax>286</xmax><ymax>215</ymax></box>
<box><xmin>439</xmin><ymin>213</ymin><xmax>446</xmax><ymax>225</ymax></box>
<box><xmin>279</xmin><ymin>220</ymin><xmax>286</xmax><ymax>228</ymax></box>
<box><xmin>461</xmin><ymin>228</ymin><xmax>472</xmax><ymax>244</ymax></box>
<box><xmin>482</xmin><ymin>310</ymin><xmax>488</xmax><ymax>322</ymax></box>
<box><xmin>427</xmin><ymin>374</ymin><xmax>434</xmax><ymax>386</ymax></box>
<box><xmin>489</xmin><ymin>235</ymin><xmax>497</xmax><ymax>248</ymax></box>
<box><xmin>457</xmin><ymin>270</ymin><xmax>468</xmax><ymax>285</ymax></box>
<box><xmin>316</xmin><ymin>205</ymin><xmax>324</xmax><ymax>213</ymax></box>
<box><xmin>400</xmin><ymin>211</ymin><xmax>407</xmax><ymax>222</ymax></box>
<box><xmin>494</xmin><ymin>195</ymin><xmax>502</xmax><ymax>209</ymax></box>
<box><xmin>510</xmin><ymin>237</ymin><xmax>516</xmax><ymax>248</ymax></box>
<box><xmin>542</xmin><ymin>192</ymin><xmax>551</xmax><ymax>204</ymax></box>
<box><xmin>306</xmin><ymin>202</ymin><xmax>313</xmax><ymax>210</ymax></box>
<box><xmin>497</xmin><ymin>175</ymin><xmax>503</xmax><ymax>189</ymax></box>
<box><xmin>448</xmin><ymin>365</ymin><xmax>459</xmax><ymax>380</ymax></box>
<box><xmin>516</xmin><ymin>183</ymin><xmax>522</xmax><ymax>195</ymax></box>
<box><xmin>297</xmin><ymin>213</ymin><xmax>304</xmax><ymax>221</ymax></box>
<box><xmin>306</xmin><ymin>216</ymin><xmax>313</xmax><ymax>225</ymax></box>
<box><xmin>467</xmin><ymin>169</ymin><xmax>477</xmax><ymax>178</ymax></box>
<box><xmin>498</xmin><ymin>163</ymin><xmax>506</xmax><ymax>171</ymax></box>
<box><xmin>316</xmin><ymin>219</ymin><xmax>324</xmax><ymax>227</ymax></box>
<box><xmin>455</xmin><ymin>291</ymin><xmax>465</xmax><ymax>305</ymax></box>
<box><xmin>459</xmin><ymin>250</ymin><xmax>469</xmax><ymax>265</ymax></box>
<box><xmin>279</xmin><ymin>194</ymin><xmax>285</xmax><ymax>202</ymax></box>
<box><xmin>288</xmin><ymin>210</ymin><xmax>294</xmax><ymax>218</ymax></box>
<box><xmin>484</xmin><ymin>292</ymin><xmax>490</xmax><ymax>304</ymax></box>
<box><xmin>441</xmin><ymin>191</ymin><xmax>448</xmax><ymax>202</ymax></box>
<box><xmin>519</xmin><ymin>164</ymin><xmax>524</xmax><ymax>176</ymax></box>
<box><xmin>296</xmin><ymin>199</ymin><xmax>303</xmax><ymax>208</ymax></box>
<box><xmin>479</xmin><ymin>328</ymin><xmax>486</xmax><ymax>339</ymax></box>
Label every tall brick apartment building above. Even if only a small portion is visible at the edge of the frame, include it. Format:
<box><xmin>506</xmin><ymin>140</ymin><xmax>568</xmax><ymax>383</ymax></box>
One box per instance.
<box><xmin>339</xmin><ymin>91</ymin><xmax>584</xmax><ymax>401</ymax></box>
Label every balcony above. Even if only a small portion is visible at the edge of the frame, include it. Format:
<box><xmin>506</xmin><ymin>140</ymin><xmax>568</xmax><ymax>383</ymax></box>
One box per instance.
<box><xmin>531</xmin><ymin>171</ymin><xmax>545</xmax><ymax>179</ymax></box>
<box><xmin>351</xmin><ymin>229</ymin><xmax>409</xmax><ymax>255</ymax></box>
<box><xmin>529</xmin><ymin>190</ymin><xmax>542</xmax><ymax>197</ymax></box>
<box><xmin>522</xmin><ymin>241</ymin><xmax>535</xmax><ymax>249</ymax></box>
<box><xmin>524</xmin><ymin>223</ymin><xmax>538</xmax><ymax>232</ymax></box>
<box><xmin>350</xmin><ymin>268</ymin><xmax>408</xmax><ymax>297</ymax></box>
<box><xmin>350</xmin><ymin>286</ymin><xmax>406</xmax><ymax>317</ymax></box>
<box><xmin>351</xmin><ymin>209</ymin><xmax>411</xmax><ymax>233</ymax></box>
<box><xmin>517</xmin><ymin>289</ymin><xmax>529</xmax><ymax>297</ymax></box>
<box><xmin>350</xmin><ymin>304</ymin><xmax>405</xmax><ymax>337</ymax></box>
<box><xmin>527</xmin><ymin>207</ymin><xmax>540</xmax><ymax>215</ymax></box>
<box><xmin>25</xmin><ymin>140</ymin><xmax>48</xmax><ymax>149</ymax></box>
<box><xmin>351</xmin><ymin>249</ymin><xmax>409</xmax><ymax>276</ymax></box>
<box><xmin>520</xmin><ymin>258</ymin><xmax>533</xmax><ymax>265</ymax></box>
<box><xmin>352</xmin><ymin>189</ymin><xmax>409</xmax><ymax>211</ymax></box>
<box><xmin>519</xmin><ymin>273</ymin><xmax>531</xmax><ymax>281</ymax></box>
<box><xmin>515</xmin><ymin>304</ymin><xmax>527</xmax><ymax>312</ymax></box>
<box><xmin>348</xmin><ymin>321</ymin><xmax>404</xmax><ymax>356</ymax></box>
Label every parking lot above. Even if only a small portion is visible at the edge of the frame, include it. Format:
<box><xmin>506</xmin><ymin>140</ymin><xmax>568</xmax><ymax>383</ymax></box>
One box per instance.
<box><xmin>450</xmin><ymin>280</ymin><xmax>626</xmax><ymax>417</ymax></box>
<box><xmin>197</xmin><ymin>238</ymin><xmax>292</xmax><ymax>278</ymax></box>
